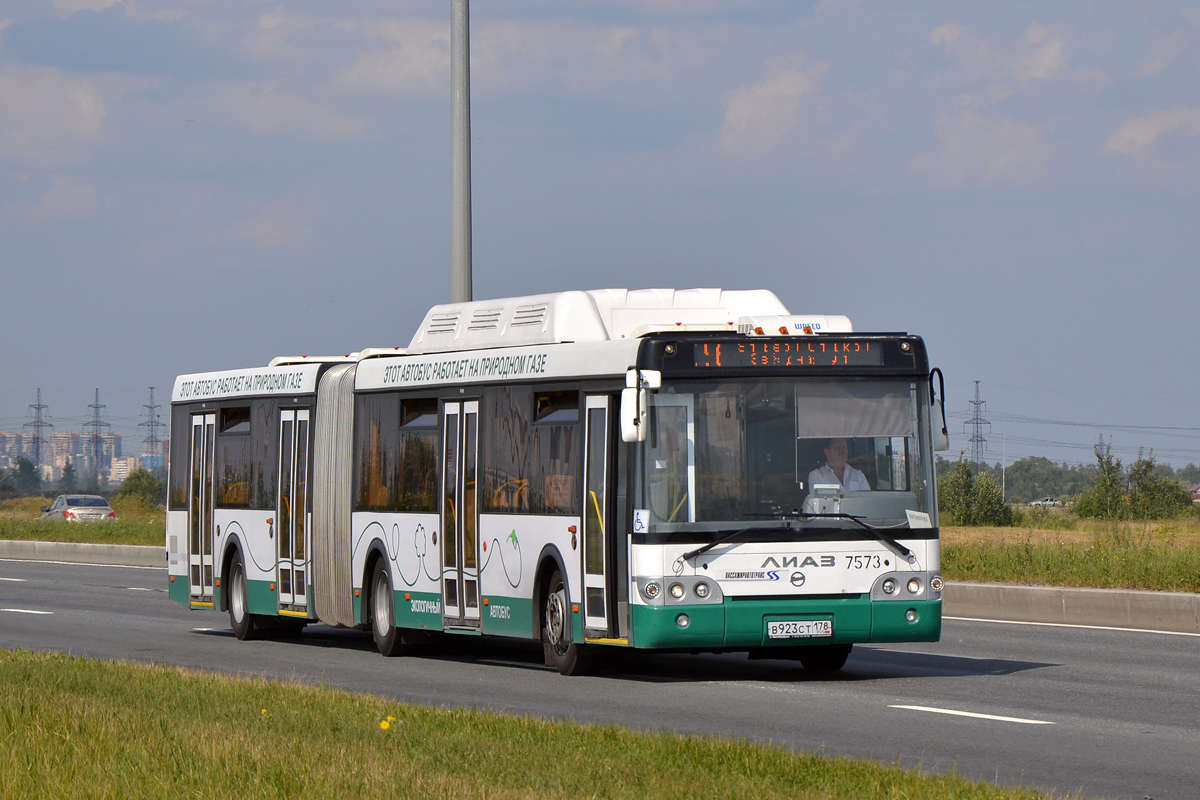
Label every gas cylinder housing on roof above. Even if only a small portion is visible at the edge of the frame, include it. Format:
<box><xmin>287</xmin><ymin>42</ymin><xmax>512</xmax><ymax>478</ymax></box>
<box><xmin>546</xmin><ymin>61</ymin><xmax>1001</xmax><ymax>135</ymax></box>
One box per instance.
<box><xmin>406</xmin><ymin>288</ymin><xmax>813</xmax><ymax>354</ymax></box>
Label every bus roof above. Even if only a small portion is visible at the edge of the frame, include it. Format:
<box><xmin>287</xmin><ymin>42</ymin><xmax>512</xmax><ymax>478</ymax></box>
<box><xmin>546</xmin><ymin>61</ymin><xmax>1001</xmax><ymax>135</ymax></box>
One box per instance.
<box><xmin>407</xmin><ymin>288</ymin><xmax>807</xmax><ymax>354</ymax></box>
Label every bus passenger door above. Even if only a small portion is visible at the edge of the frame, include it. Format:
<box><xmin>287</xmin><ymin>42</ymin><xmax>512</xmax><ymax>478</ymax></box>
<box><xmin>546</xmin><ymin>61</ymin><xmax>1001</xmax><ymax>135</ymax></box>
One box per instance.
<box><xmin>276</xmin><ymin>408</ymin><xmax>310</xmax><ymax>610</ymax></box>
<box><xmin>441</xmin><ymin>401</ymin><xmax>480</xmax><ymax>629</ymax></box>
<box><xmin>582</xmin><ymin>396</ymin><xmax>612</xmax><ymax>632</ymax></box>
<box><xmin>187</xmin><ymin>413</ymin><xmax>216</xmax><ymax>603</ymax></box>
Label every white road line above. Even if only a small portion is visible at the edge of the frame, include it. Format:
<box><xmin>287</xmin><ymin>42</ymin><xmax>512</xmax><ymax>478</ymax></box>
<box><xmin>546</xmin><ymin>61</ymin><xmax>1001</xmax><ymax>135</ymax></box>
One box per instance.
<box><xmin>1</xmin><ymin>608</ymin><xmax>53</xmax><ymax>615</ymax></box>
<box><xmin>945</xmin><ymin>615</ymin><xmax>1200</xmax><ymax>638</ymax></box>
<box><xmin>192</xmin><ymin>627</ymin><xmax>214</xmax><ymax>632</ymax></box>
<box><xmin>0</xmin><ymin>558</ymin><xmax>162</xmax><ymax>570</ymax></box>
<box><xmin>890</xmin><ymin>704</ymin><xmax>1053</xmax><ymax>725</ymax></box>
<box><xmin>0</xmin><ymin>577</ymin><xmax>28</xmax><ymax>582</ymax></box>
<box><xmin>127</xmin><ymin>587</ymin><xmax>166</xmax><ymax>592</ymax></box>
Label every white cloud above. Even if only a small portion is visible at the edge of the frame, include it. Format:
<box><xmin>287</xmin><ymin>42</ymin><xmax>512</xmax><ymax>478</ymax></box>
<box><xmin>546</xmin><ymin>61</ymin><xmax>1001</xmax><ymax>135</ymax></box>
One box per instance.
<box><xmin>0</xmin><ymin>67</ymin><xmax>107</xmax><ymax>166</ymax></box>
<box><xmin>1105</xmin><ymin>108</ymin><xmax>1200</xmax><ymax>157</ymax></box>
<box><xmin>232</xmin><ymin>208</ymin><xmax>310</xmax><ymax>249</ymax></box>
<box><xmin>0</xmin><ymin>175</ymin><xmax>98</xmax><ymax>224</ymax></box>
<box><xmin>912</xmin><ymin>104</ymin><xmax>1046</xmax><ymax>187</ymax></box>
<box><xmin>1013</xmin><ymin>22</ymin><xmax>1064</xmax><ymax>81</ymax></box>
<box><xmin>210</xmin><ymin>82</ymin><xmax>368</xmax><ymax>140</ymax></box>
<box><xmin>929</xmin><ymin>20</ymin><xmax>1064</xmax><ymax>85</ymax></box>
<box><xmin>332</xmin><ymin>18</ymin><xmax>450</xmax><ymax>97</ymax></box>
<box><xmin>717</xmin><ymin>54</ymin><xmax>827</xmax><ymax>157</ymax></box>
<box><xmin>54</xmin><ymin>0</ymin><xmax>122</xmax><ymax>19</ymax></box>
<box><xmin>1137</xmin><ymin>31</ymin><xmax>1184</xmax><ymax>77</ymax></box>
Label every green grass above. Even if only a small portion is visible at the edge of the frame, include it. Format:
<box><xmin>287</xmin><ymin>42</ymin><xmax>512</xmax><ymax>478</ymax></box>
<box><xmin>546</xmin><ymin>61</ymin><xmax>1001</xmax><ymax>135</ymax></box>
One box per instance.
<box><xmin>943</xmin><ymin>530</ymin><xmax>1200</xmax><ymax>593</ymax></box>
<box><xmin>0</xmin><ymin>649</ymin><xmax>1062</xmax><ymax>800</ymax></box>
<box><xmin>0</xmin><ymin>496</ymin><xmax>163</xmax><ymax>546</ymax></box>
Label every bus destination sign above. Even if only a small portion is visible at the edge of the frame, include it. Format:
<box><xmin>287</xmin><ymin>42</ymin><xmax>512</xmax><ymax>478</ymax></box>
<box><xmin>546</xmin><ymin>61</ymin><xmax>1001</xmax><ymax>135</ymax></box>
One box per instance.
<box><xmin>693</xmin><ymin>340</ymin><xmax>885</xmax><ymax>369</ymax></box>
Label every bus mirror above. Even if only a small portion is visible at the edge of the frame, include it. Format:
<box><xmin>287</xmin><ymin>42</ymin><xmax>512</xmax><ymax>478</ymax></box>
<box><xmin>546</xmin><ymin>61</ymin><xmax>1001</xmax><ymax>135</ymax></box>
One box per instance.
<box><xmin>932</xmin><ymin>400</ymin><xmax>949</xmax><ymax>451</ymax></box>
<box><xmin>621</xmin><ymin>387</ymin><xmax>647</xmax><ymax>442</ymax></box>
<box><xmin>929</xmin><ymin>367</ymin><xmax>949</xmax><ymax>451</ymax></box>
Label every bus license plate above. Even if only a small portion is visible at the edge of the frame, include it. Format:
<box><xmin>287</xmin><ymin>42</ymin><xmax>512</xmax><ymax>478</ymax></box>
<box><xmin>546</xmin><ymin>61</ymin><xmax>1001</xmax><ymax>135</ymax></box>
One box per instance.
<box><xmin>767</xmin><ymin>620</ymin><xmax>832</xmax><ymax>639</ymax></box>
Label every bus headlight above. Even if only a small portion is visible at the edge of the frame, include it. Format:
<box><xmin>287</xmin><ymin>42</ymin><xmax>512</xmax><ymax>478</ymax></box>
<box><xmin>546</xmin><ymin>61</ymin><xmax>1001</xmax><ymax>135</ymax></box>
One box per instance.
<box><xmin>905</xmin><ymin>609</ymin><xmax>918</xmax><ymax>623</ymax></box>
<box><xmin>907</xmin><ymin>578</ymin><xmax>921</xmax><ymax>594</ymax></box>
<box><xmin>881</xmin><ymin>578</ymin><xmax>897</xmax><ymax>595</ymax></box>
<box><xmin>642</xmin><ymin>582</ymin><xmax>661</xmax><ymax>600</ymax></box>
<box><xmin>669</xmin><ymin>583</ymin><xmax>685</xmax><ymax>599</ymax></box>
<box><xmin>930</xmin><ymin>575</ymin><xmax>944</xmax><ymax>592</ymax></box>
<box><xmin>676</xmin><ymin>613</ymin><xmax>690</xmax><ymax>628</ymax></box>
<box><xmin>693</xmin><ymin>581</ymin><xmax>710</xmax><ymax>598</ymax></box>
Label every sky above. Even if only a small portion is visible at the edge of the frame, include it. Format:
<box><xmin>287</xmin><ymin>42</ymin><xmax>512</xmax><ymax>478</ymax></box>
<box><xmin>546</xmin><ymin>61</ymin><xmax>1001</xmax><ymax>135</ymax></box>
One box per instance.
<box><xmin>1</xmin><ymin>0</ymin><xmax>1198</xmax><ymax>470</ymax></box>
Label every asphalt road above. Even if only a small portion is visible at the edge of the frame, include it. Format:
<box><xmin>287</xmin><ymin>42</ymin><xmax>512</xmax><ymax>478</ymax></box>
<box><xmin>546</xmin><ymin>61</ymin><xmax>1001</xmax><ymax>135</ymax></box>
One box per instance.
<box><xmin>2</xmin><ymin>558</ymin><xmax>1197</xmax><ymax>800</ymax></box>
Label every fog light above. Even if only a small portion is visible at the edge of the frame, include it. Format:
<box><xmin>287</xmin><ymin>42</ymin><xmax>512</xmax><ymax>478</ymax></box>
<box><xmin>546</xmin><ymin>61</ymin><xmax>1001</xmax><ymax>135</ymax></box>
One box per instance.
<box><xmin>669</xmin><ymin>583</ymin><xmax>685</xmax><ymax>599</ymax></box>
<box><xmin>643</xmin><ymin>582</ymin><xmax>660</xmax><ymax>599</ymax></box>
<box><xmin>676</xmin><ymin>613</ymin><xmax>690</xmax><ymax>628</ymax></box>
<box><xmin>882</xmin><ymin>578</ymin><xmax>897</xmax><ymax>594</ymax></box>
<box><xmin>694</xmin><ymin>581</ymin><xmax>710</xmax><ymax>598</ymax></box>
<box><xmin>905</xmin><ymin>609</ymin><xmax>917</xmax><ymax>623</ymax></box>
<box><xmin>930</xmin><ymin>575</ymin><xmax>944</xmax><ymax>592</ymax></box>
<box><xmin>907</xmin><ymin>578</ymin><xmax>921</xmax><ymax>594</ymax></box>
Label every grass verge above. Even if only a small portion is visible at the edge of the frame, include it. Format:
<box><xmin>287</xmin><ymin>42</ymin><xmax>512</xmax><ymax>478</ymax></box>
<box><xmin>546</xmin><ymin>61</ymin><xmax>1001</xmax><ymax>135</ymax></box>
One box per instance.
<box><xmin>0</xmin><ymin>496</ymin><xmax>162</xmax><ymax>546</ymax></box>
<box><xmin>942</xmin><ymin>520</ymin><xmax>1200</xmax><ymax>593</ymax></box>
<box><xmin>0</xmin><ymin>649</ymin><xmax>1060</xmax><ymax>800</ymax></box>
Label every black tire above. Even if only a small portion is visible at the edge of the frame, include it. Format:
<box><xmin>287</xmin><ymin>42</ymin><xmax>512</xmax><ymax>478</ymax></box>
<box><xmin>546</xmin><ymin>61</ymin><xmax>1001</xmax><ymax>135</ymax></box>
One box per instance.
<box><xmin>798</xmin><ymin>643</ymin><xmax>852</xmax><ymax>673</ymax></box>
<box><xmin>370</xmin><ymin>559</ymin><xmax>403</xmax><ymax>657</ymax></box>
<box><xmin>227</xmin><ymin>553</ymin><xmax>256</xmax><ymax>641</ymax></box>
<box><xmin>542</xmin><ymin>569</ymin><xmax>592</xmax><ymax>676</ymax></box>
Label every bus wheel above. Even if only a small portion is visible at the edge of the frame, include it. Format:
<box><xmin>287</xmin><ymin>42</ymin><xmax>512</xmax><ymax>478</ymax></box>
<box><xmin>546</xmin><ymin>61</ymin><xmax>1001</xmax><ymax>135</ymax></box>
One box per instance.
<box><xmin>542</xmin><ymin>570</ymin><xmax>591</xmax><ymax>676</ymax></box>
<box><xmin>228</xmin><ymin>554</ymin><xmax>256</xmax><ymax>641</ymax></box>
<box><xmin>798</xmin><ymin>644</ymin><xmax>852</xmax><ymax>673</ymax></box>
<box><xmin>370</xmin><ymin>560</ymin><xmax>403</xmax><ymax>657</ymax></box>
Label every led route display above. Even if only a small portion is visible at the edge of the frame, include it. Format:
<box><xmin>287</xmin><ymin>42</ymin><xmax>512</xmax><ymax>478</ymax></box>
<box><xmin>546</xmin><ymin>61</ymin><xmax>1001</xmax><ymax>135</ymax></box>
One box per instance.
<box><xmin>693</xmin><ymin>340</ymin><xmax>885</xmax><ymax>369</ymax></box>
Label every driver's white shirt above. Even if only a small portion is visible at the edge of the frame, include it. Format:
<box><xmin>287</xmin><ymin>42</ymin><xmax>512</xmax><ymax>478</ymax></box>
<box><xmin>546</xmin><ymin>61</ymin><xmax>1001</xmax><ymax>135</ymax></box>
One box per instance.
<box><xmin>807</xmin><ymin>464</ymin><xmax>871</xmax><ymax>492</ymax></box>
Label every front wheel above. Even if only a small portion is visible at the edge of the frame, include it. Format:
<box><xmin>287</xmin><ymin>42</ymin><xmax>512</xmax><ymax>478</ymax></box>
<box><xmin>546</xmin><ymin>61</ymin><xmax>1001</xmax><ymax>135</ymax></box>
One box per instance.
<box><xmin>542</xmin><ymin>569</ymin><xmax>592</xmax><ymax>676</ymax></box>
<box><xmin>227</xmin><ymin>554</ymin><xmax>256</xmax><ymax>641</ymax></box>
<box><xmin>798</xmin><ymin>643</ymin><xmax>852</xmax><ymax>672</ymax></box>
<box><xmin>370</xmin><ymin>559</ymin><xmax>403</xmax><ymax>657</ymax></box>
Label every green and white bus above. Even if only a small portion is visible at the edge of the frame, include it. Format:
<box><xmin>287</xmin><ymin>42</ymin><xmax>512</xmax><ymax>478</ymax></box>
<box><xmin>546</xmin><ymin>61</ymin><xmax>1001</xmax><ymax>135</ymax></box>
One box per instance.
<box><xmin>167</xmin><ymin>288</ymin><xmax>949</xmax><ymax>674</ymax></box>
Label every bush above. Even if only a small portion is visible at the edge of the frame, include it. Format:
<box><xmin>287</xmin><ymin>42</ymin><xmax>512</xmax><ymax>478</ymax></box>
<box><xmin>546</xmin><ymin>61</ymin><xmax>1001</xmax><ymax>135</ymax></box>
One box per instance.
<box><xmin>938</xmin><ymin>458</ymin><xmax>1013</xmax><ymax>526</ymax></box>
<box><xmin>115</xmin><ymin>468</ymin><xmax>165</xmax><ymax>508</ymax></box>
<box><xmin>1074</xmin><ymin>445</ymin><xmax>1191</xmax><ymax>522</ymax></box>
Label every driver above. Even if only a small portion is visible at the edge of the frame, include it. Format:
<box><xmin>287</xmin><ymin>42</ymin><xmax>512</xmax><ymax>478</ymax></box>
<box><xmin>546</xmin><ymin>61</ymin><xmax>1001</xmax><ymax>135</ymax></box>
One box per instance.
<box><xmin>807</xmin><ymin>437</ymin><xmax>871</xmax><ymax>492</ymax></box>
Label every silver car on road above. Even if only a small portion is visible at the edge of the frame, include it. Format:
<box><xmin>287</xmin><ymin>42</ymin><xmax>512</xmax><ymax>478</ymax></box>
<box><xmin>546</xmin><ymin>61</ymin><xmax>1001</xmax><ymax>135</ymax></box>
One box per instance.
<box><xmin>39</xmin><ymin>494</ymin><xmax>117</xmax><ymax>521</ymax></box>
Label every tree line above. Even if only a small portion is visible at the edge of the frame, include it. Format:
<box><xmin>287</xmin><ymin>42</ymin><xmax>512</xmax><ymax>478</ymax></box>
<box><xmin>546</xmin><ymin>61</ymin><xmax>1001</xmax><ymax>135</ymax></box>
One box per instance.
<box><xmin>938</xmin><ymin>445</ymin><xmax>1197</xmax><ymax>525</ymax></box>
<box><xmin>0</xmin><ymin>456</ymin><xmax>166</xmax><ymax>507</ymax></box>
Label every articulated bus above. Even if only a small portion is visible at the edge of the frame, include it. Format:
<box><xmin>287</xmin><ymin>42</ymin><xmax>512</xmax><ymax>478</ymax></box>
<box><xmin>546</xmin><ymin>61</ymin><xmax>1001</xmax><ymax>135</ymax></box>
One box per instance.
<box><xmin>167</xmin><ymin>288</ymin><xmax>949</xmax><ymax>674</ymax></box>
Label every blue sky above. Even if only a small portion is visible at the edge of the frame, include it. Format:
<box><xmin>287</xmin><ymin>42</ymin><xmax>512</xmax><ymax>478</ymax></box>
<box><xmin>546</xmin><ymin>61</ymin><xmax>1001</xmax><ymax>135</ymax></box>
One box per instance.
<box><xmin>1</xmin><ymin>1</ymin><xmax>1198</xmax><ymax>468</ymax></box>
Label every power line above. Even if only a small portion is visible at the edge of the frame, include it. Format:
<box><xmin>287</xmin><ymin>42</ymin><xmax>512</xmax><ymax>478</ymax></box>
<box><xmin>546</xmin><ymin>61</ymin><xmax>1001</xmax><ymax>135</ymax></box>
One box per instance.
<box><xmin>964</xmin><ymin>381</ymin><xmax>990</xmax><ymax>471</ymax></box>
<box><xmin>22</xmin><ymin>388</ymin><xmax>51</xmax><ymax>470</ymax></box>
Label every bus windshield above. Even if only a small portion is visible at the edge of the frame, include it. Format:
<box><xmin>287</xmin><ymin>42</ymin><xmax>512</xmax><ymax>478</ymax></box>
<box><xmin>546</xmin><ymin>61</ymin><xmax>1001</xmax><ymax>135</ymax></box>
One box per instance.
<box><xmin>637</xmin><ymin>377</ymin><xmax>935</xmax><ymax>532</ymax></box>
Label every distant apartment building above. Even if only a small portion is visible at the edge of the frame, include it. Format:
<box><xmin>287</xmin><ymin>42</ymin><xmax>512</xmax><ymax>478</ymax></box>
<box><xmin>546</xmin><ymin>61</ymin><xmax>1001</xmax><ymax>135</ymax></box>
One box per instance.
<box><xmin>0</xmin><ymin>429</ymin><xmax>124</xmax><ymax>481</ymax></box>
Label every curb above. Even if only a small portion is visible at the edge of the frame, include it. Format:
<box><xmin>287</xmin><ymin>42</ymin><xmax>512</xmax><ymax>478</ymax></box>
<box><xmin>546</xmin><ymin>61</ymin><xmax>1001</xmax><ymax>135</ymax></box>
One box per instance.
<box><xmin>0</xmin><ymin>540</ymin><xmax>164</xmax><ymax>568</ymax></box>
<box><xmin>943</xmin><ymin>581</ymin><xmax>1200</xmax><ymax>634</ymax></box>
<box><xmin>3</xmin><ymin>541</ymin><xmax>1198</xmax><ymax>633</ymax></box>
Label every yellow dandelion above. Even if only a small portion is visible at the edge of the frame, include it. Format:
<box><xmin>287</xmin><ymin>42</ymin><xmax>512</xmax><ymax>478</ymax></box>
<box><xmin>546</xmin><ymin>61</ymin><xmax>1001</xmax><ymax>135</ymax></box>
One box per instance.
<box><xmin>380</xmin><ymin>720</ymin><xmax>390</xmax><ymax>730</ymax></box>
<box><xmin>261</xmin><ymin>709</ymin><xmax>268</xmax><ymax>715</ymax></box>
<box><xmin>387</xmin><ymin>715</ymin><xmax>397</xmax><ymax>722</ymax></box>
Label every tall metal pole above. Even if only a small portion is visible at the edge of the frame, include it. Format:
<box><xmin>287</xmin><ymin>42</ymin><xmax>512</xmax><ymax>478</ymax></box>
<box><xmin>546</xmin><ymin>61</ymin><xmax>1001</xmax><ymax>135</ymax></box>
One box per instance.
<box><xmin>450</xmin><ymin>0</ymin><xmax>473</xmax><ymax>303</ymax></box>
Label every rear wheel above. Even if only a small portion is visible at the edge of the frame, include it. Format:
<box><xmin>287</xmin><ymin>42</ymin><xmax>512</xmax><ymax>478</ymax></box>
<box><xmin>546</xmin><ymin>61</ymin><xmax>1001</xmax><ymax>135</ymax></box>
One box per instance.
<box><xmin>542</xmin><ymin>569</ymin><xmax>592</xmax><ymax>676</ymax></box>
<box><xmin>227</xmin><ymin>554</ymin><xmax>255</xmax><ymax>641</ymax></box>
<box><xmin>798</xmin><ymin>643</ymin><xmax>852</xmax><ymax>672</ymax></box>
<box><xmin>371</xmin><ymin>559</ymin><xmax>403</xmax><ymax>657</ymax></box>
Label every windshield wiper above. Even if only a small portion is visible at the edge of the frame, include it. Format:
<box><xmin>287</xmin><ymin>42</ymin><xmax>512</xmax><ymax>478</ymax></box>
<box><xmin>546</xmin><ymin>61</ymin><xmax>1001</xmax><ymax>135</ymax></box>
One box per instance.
<box><xmin>680</xmin><ymin>526</ymin><xmax>781</xmax><ymax>562</ymax></box>
<box><xmin>800</xmin><ymin>512</ymin><xmax>916</xmax><ymax>563</ymax></box>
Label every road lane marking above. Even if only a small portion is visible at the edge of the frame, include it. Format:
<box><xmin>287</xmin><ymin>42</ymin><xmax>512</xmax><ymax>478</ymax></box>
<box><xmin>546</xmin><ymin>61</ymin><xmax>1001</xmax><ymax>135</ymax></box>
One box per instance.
<box><xmin>127</xmin><ymin>587</ymin><xmax>166</xmax><ymax>592</ymax></box>
<box><xmin>946</xmin><ymin>615</ymin><xmax>1200</xmax><ymax>638</ymax></box>
<box><xmin>0</xmin><ymin>577</ymin><xmax>27</xmax><ymax>582</ymax></box>
<box><xmin>890</xmin><ymin>704</ymin><xmax>1053</xmax><ymax>725</ymax></box>
<box><xmin>0</xmin><ymin>558</ymin><xmax>162</xmax><ymax>570</ymax></box>
<box><xmin>1</xmin><ymin>608</ymin><xmax>53</xmax><ymax>615</ymax></box>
